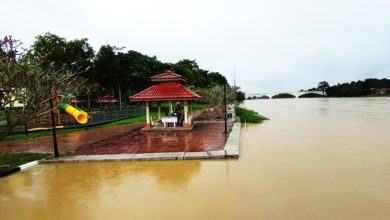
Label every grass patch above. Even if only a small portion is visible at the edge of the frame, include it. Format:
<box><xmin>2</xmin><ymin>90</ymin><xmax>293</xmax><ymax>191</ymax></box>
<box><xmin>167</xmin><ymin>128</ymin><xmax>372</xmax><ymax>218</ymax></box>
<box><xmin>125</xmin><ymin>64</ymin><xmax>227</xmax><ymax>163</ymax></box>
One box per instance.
<box><xmin>0</xmin><ymin>153</ymin><xmax>51</xmax><ymax>173</ymax></box>
<box><xmin>106</xmin><ymin>115</ymin><xmax>147</xmax><ymax>126</ymax></box>
<box><xmin>191</xmin><ymin>103</ymin><xmax>209</xmax><ymax>111</ymax></box>
<box><xmin>235</xmin><ymin>106</ymin><xmax>268</xmax><ymax>123</ymax></box>
<box><xmin>3</xmin><ymin>114</ymin><xmax>144</xmax><ymax>142</ymax></box>
<box><xmin>4</xmin><ymin>127</ymin><xmax>90</xmax><ymax>142</ymax></box>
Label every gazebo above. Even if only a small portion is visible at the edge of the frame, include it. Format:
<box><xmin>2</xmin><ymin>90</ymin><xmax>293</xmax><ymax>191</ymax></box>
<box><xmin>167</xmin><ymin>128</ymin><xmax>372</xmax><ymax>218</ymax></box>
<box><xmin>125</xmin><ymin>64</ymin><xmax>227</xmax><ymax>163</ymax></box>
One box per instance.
<box><xmin>130</xmin><ymin>70</ymin><xmax>201</xmax><ymax>130</ymax></box>
<box><xmin>96</xmin><ymin>95</ymin><xmax>119</xmax><ymax>104</ymax></box>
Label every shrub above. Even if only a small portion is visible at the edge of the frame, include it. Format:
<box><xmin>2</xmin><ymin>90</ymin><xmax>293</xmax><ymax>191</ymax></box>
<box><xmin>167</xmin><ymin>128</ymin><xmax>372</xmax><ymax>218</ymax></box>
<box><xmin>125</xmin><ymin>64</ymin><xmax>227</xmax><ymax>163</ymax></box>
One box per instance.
<box><xmin>235</xmin><ymin>106</ymin><xmax>268</xmax><ymax>123</ymax></box>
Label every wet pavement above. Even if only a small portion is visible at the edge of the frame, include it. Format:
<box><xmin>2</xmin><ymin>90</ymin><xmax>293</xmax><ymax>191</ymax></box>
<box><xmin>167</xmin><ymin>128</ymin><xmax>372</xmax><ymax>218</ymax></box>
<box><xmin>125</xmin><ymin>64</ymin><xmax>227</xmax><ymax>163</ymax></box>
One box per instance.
<box><xmin>0</xmin><ymin>121</ymin><xmax>228</xmax><ymax>155</ymax></box>
<box><xmin>75</xmin><ymin>122</ymin><xmax>228</xmax><ymax>155</ymax></box>
<box><xmin>0</xmin><ymin>123</ymin><xmax>144</xmax><ymax>154</ymax></box>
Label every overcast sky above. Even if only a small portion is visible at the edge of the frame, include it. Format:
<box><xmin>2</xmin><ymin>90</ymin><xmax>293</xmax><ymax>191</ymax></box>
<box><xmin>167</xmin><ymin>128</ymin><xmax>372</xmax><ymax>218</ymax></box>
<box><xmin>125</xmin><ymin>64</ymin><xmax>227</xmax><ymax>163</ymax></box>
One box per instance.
<box><xmin>3</xmin><ymin>0</ymin><xmax>390</xmax><ymax>92</ymax></box>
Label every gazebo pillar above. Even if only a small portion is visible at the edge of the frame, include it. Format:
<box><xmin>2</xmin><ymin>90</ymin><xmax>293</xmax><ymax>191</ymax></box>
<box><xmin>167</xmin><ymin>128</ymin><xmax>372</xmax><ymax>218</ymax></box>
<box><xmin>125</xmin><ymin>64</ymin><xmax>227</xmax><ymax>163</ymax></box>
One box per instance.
<box><xmin>183</xmin><ymin>100</ymin><xmax>190</xmax><ymax>128</ymax></box>
<box><xmin>145</xmin><ymin>101</ymin><xmax>152</xmax><ymax>129</ymax></box>
<box><xmin>157</xmin><ymin>102</ymin><xmax>161</xmax><ymax>120</ymax></box>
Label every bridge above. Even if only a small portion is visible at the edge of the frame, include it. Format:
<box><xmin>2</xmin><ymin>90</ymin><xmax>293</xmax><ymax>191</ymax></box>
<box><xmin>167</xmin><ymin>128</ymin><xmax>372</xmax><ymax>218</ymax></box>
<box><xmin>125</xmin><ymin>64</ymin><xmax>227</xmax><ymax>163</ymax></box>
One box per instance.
<box><xmin>246</xmin><ymin>91</ymin><xmax>324</xmax><ymax>99</ymax></box>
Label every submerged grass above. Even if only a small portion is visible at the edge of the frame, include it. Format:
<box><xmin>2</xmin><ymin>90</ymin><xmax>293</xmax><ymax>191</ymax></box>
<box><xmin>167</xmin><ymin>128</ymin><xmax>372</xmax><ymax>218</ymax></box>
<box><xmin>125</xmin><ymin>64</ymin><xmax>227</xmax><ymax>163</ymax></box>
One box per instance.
<box><xmin>3</xmin><ymin>115</ymin><xmax>144</xmax><ymax>142</ymax></box>
<box><xmin>0</xmin><ymin>153</ymin><xmax>51</xmax><ymax>173</ymax></box>
<box><xmin>235</xmin><ymin>106</ymin><xmax>269</xmax><ymax>123</ymax></box>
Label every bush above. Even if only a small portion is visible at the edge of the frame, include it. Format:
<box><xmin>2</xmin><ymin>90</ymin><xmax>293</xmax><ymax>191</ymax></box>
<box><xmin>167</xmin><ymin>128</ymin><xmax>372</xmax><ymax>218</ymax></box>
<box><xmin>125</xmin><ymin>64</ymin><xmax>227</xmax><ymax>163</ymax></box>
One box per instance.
<box><xmin>235</xmin><ymin>106</ymin><xmax>268</xmax><ymax>123</ymax></box>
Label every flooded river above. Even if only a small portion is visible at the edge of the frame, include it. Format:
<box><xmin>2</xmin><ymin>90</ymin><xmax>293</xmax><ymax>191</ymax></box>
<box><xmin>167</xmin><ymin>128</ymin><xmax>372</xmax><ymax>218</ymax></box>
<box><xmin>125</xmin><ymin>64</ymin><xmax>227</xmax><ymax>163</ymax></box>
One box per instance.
<box><xmin>1</xmin><ymin>97</ymin><xmax>390</xmax><ymax>220</ymax></box>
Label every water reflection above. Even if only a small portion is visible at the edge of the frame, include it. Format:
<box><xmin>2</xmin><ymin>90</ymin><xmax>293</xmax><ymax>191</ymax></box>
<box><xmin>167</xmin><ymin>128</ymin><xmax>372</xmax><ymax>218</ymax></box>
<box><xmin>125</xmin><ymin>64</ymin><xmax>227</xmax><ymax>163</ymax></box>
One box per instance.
<box><xmin>0</xmin><ymin>160</ymin><xmax>202</xmax><ymax>220</ymax></box>
<box><xmin>131</xmin><ymin>161</ymin><xmax>201</xmax><ymax>187</ymax></box>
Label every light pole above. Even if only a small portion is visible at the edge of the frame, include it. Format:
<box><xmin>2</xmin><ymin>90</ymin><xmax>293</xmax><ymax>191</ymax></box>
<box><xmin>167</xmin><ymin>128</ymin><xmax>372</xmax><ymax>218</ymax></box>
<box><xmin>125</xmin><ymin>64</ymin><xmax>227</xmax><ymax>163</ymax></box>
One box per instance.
<box><xmin>49</xmin><ymin>97</ymin><xmax>59</xmax><ymax>157</ymax></box>
<box><xmin>113</xmin><ymin>46</ymin><xmax>125</xmax><ymax>111</ymax></box>
<box><xmin>224</xmin><ymin>82</ymin><xmax>228</xmax><ymax>134</ymax></box>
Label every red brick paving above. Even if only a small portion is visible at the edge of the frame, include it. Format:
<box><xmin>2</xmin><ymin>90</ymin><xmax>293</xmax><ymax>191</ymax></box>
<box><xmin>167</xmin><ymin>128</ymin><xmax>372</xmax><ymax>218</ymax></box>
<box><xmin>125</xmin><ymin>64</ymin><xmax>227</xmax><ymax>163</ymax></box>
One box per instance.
<box><xmin>0</xmin><ymin>121</ymin><xmax>228</xmax><ymax>155</ymax></box>
<box><xmin>0</xmin><ymin>122</ymin><xmax>144</xmax><ymax>154</ymax></box>
<box><xmin>74</xmin><ymin>122</ymin><xmax>227</xmax><ymax>155</ymax></box>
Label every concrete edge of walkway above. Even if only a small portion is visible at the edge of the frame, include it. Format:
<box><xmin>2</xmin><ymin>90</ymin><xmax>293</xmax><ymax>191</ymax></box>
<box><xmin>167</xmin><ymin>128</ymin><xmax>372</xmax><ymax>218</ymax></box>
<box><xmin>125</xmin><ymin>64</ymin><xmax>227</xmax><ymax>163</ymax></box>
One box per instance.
<box><xmin>41</xmin><ymin>122</ymin><xmax>241</xmax><ymax>163</ymax></box>
<box><xmin>0</xmin><ymin>160</ymin><xmax>39</xmax><ymax>177</ymax></box>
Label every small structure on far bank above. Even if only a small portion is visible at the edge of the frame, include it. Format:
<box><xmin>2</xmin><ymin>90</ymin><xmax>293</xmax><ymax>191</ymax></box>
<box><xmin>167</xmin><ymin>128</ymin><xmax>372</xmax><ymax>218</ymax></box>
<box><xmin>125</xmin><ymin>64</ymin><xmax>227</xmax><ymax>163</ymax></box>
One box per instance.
<box><xmin>130</xmin><ymin>70</ymin><xmax>201</xmax><ymax>130</ymax></box>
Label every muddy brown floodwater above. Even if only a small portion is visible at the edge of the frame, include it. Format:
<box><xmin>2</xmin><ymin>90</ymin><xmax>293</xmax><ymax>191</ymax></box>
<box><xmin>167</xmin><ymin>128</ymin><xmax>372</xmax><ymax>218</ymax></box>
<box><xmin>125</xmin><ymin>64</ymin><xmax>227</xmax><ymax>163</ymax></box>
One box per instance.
<box><xmin>1</xmin><ymin>97</ymin><xmax>390</xmax><ymax>220</ymax></box>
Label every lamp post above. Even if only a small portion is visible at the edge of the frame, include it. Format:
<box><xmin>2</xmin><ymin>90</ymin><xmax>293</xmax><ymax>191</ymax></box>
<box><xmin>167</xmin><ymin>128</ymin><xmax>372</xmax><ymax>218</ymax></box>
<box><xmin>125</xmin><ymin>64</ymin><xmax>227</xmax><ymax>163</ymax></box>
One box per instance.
<box><xmin>49</xmin><ymin>97</ymin><xmax>59</xmax><ymax>157</ymax></box>
<box><xmin>113</xmin><ymin>46</ymin><xmax>125</xmax><ymax>111</ymax></box>
<box><xmin>224</xmin><ymin>82</ymin><xmax>228</xmax><ymax>134</ymax></box>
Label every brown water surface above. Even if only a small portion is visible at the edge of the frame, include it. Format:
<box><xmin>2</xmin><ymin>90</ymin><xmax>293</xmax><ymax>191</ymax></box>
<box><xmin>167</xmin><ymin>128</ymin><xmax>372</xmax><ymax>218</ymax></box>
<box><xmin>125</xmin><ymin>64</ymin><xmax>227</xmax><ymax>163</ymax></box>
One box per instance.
<box><xmin>1</xmin><ymin>97</ymin><xmax>390</xmax><ymax>220</ymax></box>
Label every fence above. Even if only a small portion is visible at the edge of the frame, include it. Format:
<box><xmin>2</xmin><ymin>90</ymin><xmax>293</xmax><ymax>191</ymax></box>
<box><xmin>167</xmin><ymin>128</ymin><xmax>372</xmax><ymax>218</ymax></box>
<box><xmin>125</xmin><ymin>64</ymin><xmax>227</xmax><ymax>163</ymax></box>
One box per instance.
<box><xmin>1</xmin><ymin>105</ymin><xmax>144</xmax><ymax>134</ymax></box>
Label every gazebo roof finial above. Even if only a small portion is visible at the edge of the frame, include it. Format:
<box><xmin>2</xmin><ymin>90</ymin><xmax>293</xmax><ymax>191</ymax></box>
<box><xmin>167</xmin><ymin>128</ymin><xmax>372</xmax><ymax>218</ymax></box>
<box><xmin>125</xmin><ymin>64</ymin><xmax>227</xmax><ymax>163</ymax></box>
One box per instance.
<box><xmin>150</xmin><ymin>70</ymin><xmax>186</xmax><ymax>83</ymax></box>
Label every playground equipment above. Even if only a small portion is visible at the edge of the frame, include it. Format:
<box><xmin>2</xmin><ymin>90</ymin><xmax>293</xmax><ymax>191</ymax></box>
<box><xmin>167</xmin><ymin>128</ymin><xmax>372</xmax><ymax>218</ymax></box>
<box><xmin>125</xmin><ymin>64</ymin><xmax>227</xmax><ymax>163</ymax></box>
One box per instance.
<box><xmin>27</xmin><ymin>98</ymin><xmax>89</xmax><ymax>132</ymax></box>
<box><xmin>58</xmin><ymin>103</ymin><xmax>89</xmax><ymax>124</ymax></box>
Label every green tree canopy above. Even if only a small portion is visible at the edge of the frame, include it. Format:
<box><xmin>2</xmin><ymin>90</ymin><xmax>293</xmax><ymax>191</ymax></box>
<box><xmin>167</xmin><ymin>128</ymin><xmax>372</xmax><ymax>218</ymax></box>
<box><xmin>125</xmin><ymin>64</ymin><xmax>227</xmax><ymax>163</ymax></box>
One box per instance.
<box><xmin>326</xmin><ymin>78</ymin><xmax>390</xmax><ymax>97</ymax></box>
<box><xmin>94</xmin><ymin>45</ymin><xmax>116</xmax><ymax>90</ymax></box>
<box><xmin>31</xmin><ymin>32</ymin><xmax>94</xmax><ymax>80</ymax></box>
<box><xmin>317</xmin><ymin>81</ymin><xmax>330</xmax><ymax>95</ymax></box>
<box><xmin>0</xmin><ymin>36</ymin><xmax>88</xmax><ymax>140</ymax></box>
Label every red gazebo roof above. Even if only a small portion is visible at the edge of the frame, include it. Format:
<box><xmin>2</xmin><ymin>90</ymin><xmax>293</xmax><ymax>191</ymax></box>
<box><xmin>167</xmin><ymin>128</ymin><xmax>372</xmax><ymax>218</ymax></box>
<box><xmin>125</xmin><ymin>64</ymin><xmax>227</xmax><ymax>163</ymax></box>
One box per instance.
<box><xmin>130</xmin><ymin>70</ymin><xmax>201</xmax><ymax>102</ymax></box>
<box><xmin>130</xmin><ymin>83</ymin><xmax>201</xmax><ymax>101</ymax></box>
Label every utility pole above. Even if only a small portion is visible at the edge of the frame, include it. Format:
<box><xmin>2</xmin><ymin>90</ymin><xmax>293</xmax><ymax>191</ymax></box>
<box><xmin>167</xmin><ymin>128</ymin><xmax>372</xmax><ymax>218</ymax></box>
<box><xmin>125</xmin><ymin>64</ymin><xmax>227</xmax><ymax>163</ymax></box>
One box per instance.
<box><xmin>224</xmin><ymin>82</ymin><xmax>228</xmax><ymax>134</ymax></box>
<box><xmin>113</xmin><ymin>46</ymin><xmax>125</xmax><ymax>111</ymax></box>
<box><xmin>233</xmin><ymin>64</ymin><xmax>236</xmax><ymax>88</ymax></box>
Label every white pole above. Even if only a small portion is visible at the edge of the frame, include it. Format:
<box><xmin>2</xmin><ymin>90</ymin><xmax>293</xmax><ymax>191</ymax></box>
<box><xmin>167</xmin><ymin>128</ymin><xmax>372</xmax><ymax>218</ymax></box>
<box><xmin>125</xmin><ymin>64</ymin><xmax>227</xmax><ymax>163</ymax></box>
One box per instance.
<box><xmin>158</xmin><ymin>103</ymin><xmax>161</xmax><ymax>119</ymax></box>
<box><xmin>184</xmin><ymin>100</ymin><xmax>188</xmax><ymax>124</ymax></box>
<box><xmin>146</xmin><ymin>101</ymin><xmax>150</xmax><ymax>124</ymax></box>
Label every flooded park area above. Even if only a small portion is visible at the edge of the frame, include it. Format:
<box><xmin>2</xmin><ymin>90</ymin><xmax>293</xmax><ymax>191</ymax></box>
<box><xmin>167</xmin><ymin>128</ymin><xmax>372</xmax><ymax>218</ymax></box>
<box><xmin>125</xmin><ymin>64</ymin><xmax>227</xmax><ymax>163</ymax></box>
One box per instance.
<box><xmin>1</xmin><ymin>97</ymin><xmax>390</xmax><ymax>220</ymax></box>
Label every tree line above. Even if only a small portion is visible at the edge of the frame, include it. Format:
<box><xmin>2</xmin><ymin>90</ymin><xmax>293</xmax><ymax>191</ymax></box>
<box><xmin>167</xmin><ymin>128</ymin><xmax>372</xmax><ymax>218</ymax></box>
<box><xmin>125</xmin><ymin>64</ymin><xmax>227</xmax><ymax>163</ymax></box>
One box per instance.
<box><xmin>309</xmin><ymin>79</ymin><xmax>390</xmax><ymax>97</ymax></box>
<box><xmin>32</xmin><ymin>33</ymin><xmax>237</xmax><ymax>101</ymax></box>
<box><xmin>326</xmin><ymin>78</ymin><xmax>390</xmax><ymax>97</ymax></box>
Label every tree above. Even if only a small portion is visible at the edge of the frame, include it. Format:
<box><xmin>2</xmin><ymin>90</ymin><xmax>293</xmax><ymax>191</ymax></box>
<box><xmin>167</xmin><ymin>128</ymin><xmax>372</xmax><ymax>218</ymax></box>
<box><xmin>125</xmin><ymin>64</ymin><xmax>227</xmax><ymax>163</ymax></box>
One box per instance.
<box><xmin>173</xmin><ymin>59</ymin><xmax>206</xmax><ymax>87</ymax></box>
<box><xmin>94</xmin><ymin>45</ymin><xmax>117</xmax><ymax>91</ymax></box>
<box><xmin>317</xmin><ymin>81</ymin><xmax>329</xmax><ymax>95</ymax></box>
<box><xmin>31</xmin><ymin>32</ymin><xmax>94</xmax><ymax>80</ymax></box>
<box><xmin>0</xmin><ymin>36</ymin><xmax>88</xmax><ymax>140</ymax></box>
<box><xmin>207</xmin><ymin>72</ymin><xmax>227</xmax><ymax>86</ymax></box>
<box><xmin>235</xmin><ymin>89</ymin><xmax>246</xmax><ymax>103</ymax></box>
<box><xmin>64</xmin><ymin>38</ymin><xmax>95</xmax><ymax>79</ymax></box>
<box><xmin>193</xmin><ymin>85</ymin><xmax>236</xmax><ymax>118</ymax></box>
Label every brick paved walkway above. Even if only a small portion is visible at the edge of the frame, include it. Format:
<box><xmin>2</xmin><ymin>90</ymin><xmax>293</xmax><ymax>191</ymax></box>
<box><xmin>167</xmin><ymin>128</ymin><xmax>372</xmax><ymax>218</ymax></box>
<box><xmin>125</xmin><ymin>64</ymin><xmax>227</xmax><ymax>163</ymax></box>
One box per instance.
<box><xmin>74</xmin><ymin>122</ymin><xmax>227</xmax><ymax>155</ymax></box>
<box><xmin>0</xmin><ymin>123</ymin><xmax>144</xmax><ymax>154</ymax></box>
<box><xmin>0</xmin><ymin>120</ymin><xmax>228</xmax><ymax>155</ymax></box>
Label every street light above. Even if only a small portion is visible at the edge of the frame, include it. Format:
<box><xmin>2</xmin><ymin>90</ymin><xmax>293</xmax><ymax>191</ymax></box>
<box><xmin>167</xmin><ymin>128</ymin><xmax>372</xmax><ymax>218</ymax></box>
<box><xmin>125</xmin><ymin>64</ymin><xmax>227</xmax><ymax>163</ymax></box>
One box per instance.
<box><xmin>49</xmin><ymin>96</ymin><xmax>59</xmax><ymax>157</ymax></box>
<box><xmin>224</xmin><ymin>82</ymin><xmax>228</xmax><ymax>134</ymax></box>
<box><xmin>113</xmin><ymin>46</ymin><xmax>125</xmax><ymax>111</ymax></box>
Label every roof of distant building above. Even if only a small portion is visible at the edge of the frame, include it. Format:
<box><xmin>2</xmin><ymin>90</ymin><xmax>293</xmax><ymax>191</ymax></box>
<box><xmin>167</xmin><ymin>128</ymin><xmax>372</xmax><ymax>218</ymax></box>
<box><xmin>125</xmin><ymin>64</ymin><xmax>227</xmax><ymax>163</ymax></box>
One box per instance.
<box><xmin>150</xmin><ymin>70</ymin><xmax>186</xmax><ymax>83</ymax></box>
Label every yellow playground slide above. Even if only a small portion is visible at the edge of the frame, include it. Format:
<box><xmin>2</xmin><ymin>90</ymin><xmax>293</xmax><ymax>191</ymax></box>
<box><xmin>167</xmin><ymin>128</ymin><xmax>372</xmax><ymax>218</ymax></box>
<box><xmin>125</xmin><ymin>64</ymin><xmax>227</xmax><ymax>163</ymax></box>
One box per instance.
<box><xmin>58</xmin><ymin>103</ymin><xmax>89</xmax><ymax>124</ymax></box>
